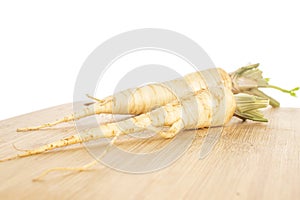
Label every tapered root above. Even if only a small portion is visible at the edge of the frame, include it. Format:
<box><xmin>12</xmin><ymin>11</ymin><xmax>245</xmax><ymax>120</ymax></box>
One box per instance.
<box><xmin>6</xmin><ymin>89</ymin><xmax>270</xmax><ymax>167</ymax></box>
<box><xmin>17</xmin><ymin>97</ymin><xmax>113</xmax><ymax>132</ymax></box>
<box><xmin>0</xmin><ymin>135</ymin><xmax>83</xmax><ymax>162</ymax></box>
<box><xmin>17</xmin><ymin>115</ymin><xmax>75</xmax><ymax>132</ymax></box>
<box><xmin>33</xmin><ymin>132</ymin><xmax>120</xmax><ymax>181</ymax></box>
<box><xmin>3</xmin><ymin>111</ymin><xmax>152</xmax><ymax>162</ymax></box>
<box><xmin>32</xmin><ymin>160</ymin><xmax>99</xmax><ymax>182</ymax></box>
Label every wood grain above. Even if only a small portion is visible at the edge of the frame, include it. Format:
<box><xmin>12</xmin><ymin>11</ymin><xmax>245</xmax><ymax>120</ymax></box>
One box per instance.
<box><xmin>0</xmin><ymin>105</ymin><xmax>299</xmax><ymax>200</ymax></box>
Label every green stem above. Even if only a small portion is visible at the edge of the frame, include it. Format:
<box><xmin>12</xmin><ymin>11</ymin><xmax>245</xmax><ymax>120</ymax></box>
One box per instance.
<box><xmin>264</xmin><ymin>85</ymin><xmax>299</xmax><ymax>97</ymax></box>
<box><xmin>245</xmin><ymin>88</ymin><xmax>280</xmax><ymax>108</ymax></box>
<box><xmin>230</xmin><ymin>63</ymin><xmax>299</xmax><ymax>107</ymax></box>
<box><xmin>234</xmin><ymin>94</ymin><xmax>269</xmax><ymax>122</ymax></box>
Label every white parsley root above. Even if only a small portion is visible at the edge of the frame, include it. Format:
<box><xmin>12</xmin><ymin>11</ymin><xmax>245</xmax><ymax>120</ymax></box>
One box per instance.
<box><xmin>5</xmin><ymin>63</ymin><xmax>297</xmax><ymax>181</ymax></box>
<box><xmin>2</xmin><ymin>88</ymin><xmax>268</xmax><ymax>162</ymax></box>
<box><xmin>17</xmin><ymin>63</ymin><xmax>295</xmax><ymax>132</ymax></box>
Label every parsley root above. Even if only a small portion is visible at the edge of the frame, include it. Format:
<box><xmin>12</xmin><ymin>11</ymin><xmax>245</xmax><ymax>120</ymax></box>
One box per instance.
<box><xmin>17</xmin><ymin>63</ymin><xmax>295</xmax><ymax>132</ymax></box>
<box><xmin>2</xmin><ymin>88</ymin><xmax>268</xmax><ymax>162</ymax></box>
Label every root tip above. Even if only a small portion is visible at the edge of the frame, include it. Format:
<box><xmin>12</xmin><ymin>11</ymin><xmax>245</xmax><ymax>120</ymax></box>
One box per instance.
<box><xmin>17</xmin><ymin>127</ymin><xmax>39</xmax><ymax>132</ymax></box>
<box><xmin>0</xmin><ymin>155</ymin><xmax>18</xmax><ymax>162</ymax></box>
<box><xmin>16</xmin><ymin>127</ymin><xmax>33</xmax><ymax>132</ymax></box>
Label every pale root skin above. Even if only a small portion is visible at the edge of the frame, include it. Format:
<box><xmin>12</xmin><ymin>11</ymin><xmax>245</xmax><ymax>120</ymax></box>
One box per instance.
<box><xmin>9</xmin><ymin>63</ymin><xmax>295</xmax><ymax>180</ymax></box>
<box><xmin>2</xmin><ymin>88</ymin><xmax>236</xmax><ymax>162</ymax></box>
<box><xmin>17</xmin><ymin>63</ymin><xmax>297</xmax><ymax>132</ymax></box>
<box><xmin>4</xmin><ymin>87</ymin><xmax>269</xmax><ymax>181</ymax></box>
<box><xmin>17</xmin><ymin>68</ymin><xmax>232</xmax><ymax>132</ymax></box>
<box><xmin>3</xmin><ymin>88</ymin><xmax>270</xmax><ymax>181</ymax></box>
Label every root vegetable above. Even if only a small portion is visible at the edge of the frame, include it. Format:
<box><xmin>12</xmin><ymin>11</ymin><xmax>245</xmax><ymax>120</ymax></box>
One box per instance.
<box><xmin>17</xmin><ymin>63</ymin><xmax>296</xmax><ymax>132</ymax></box>
<box><xmin>2</xmin><ymin>88</ymin><xmax>268</xmax><ymax>162</ymax></box>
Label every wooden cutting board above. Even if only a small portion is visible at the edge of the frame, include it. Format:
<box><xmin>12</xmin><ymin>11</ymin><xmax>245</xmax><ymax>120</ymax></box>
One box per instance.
<box><xmin>0</xmin><ymin>105</ymin><xmax>299</xmax><ymax>199</ymax></box>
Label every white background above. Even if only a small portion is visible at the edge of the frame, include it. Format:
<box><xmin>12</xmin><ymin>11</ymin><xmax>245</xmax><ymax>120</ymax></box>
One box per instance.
<box><xmin>0</xmin><ymin>0</ymin><xmax>299</xmax><ymax>120</ymax></box>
